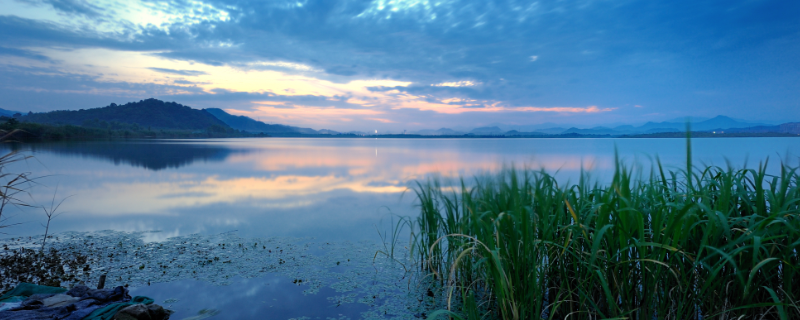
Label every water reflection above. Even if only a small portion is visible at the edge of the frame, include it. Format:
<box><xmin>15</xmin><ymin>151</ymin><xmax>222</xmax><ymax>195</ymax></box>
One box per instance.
<box><xmin>8</xmin><ymin>141</ymin><xmax>250</xmax><ymax>171</ymax></box>
<box><xmin>1</xmin><ymin>138</ymin><xmax>798</xmax><ymax>240</ymax></box>
<box><xmin>130</xmin><ymin>275</ymin><xmax>370</xmax><ymax>320</ymax></box>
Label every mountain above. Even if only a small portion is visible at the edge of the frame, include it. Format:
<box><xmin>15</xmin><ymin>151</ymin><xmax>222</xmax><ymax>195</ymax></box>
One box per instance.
<box><xmin>645</xmin><ymin>127</ymin><xmax>681</xmax><ymax>134</ymax></box>
<box><xmin>0</xmin><ymin>108</ymin><xmax>22</xmax><ymax>118</ymax></box>
<box><xmin>488</xmin><ymin>122</ymin><xmax>581</xmax><ymax>132</ymax></box>
<box><xmin>694</xmin><ymin>116</ymin><xmax>766</xmax><ymax>131</ymax></box>
<box><xmin>459</xmin><ymin>115</ymin><xmax>771</xmax><ymax>136</ymax></box>
<box><xmin>724</xmin><ymin>122</ymin><xmax>800</xmax><ymax>134</ymax></box>
<box><xmin>413</xmin><ymin>128</ymin><xmax>466</xmax><ymax>135</ymax></box>
<box><xmin>21</xmin><ymin>99</ymin><xmax>229</xmax><ymax>130</ymax></box>
<box><xmin>503</xmin><ymin>130</ymin><xmax>546</xmax><ymax>137</ymax></box>
<box><xmin>634</xmin><ymin>116</ymin><xmax>766</xmax><ymax>132</ymax></box>
<box><xmin>662</xmin><ymin>116</ymin><xmax>711</xmax><ymax>123</ymax></box>
<box><xmin>535</xmin><ymin>127</ymin><xmax>567</xmax><ymax>135</ymax></box>
<box><xmin>470</xmin><ymin>126</ymin><xmax>505</xmax><ymax>135</ymax></box>
<box><xmin>205</xmin><ymin>108</ymin><xmax>318</xmax><ymax>134</ymax></box>
<box><xmin>721</xmin><ymin>125</ymin><xmax>780</xmax><ymax>133</ymax></box>
<box><xmin>562</xmin><ymin>127</ymin><xmax>618</xmax><ymax>135</ymax></box>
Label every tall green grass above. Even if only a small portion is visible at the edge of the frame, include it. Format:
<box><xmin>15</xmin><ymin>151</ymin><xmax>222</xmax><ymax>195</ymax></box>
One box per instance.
<box><xmin>408</xmin><ymin>143</ymin><xmax>800</xmax><ymax>319</ymax></box>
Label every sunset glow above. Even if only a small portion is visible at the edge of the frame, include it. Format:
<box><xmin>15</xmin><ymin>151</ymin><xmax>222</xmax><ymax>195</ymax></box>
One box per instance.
<box><xmin>1</xmin><ymin>0</ymin><xmax>797</xmax><ymax>131</ymax></box>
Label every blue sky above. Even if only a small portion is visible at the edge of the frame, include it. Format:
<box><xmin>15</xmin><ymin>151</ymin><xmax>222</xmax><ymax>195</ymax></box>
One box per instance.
<box><xmin>0</xmin><ymin>0</ymin><xmax>798</xmax><ymax>131</ymax></box>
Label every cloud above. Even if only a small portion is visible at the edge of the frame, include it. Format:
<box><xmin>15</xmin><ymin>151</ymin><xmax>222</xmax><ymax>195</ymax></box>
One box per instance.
<box><xmin>148</xmin><ymin>68</ymin><xmax>208</xmax><ymax>76</ymax></box>
<box><xmin>366</xmin><ymin>118</ymin><xmax>395</xmax><ymax>123</ymax></box>
<box><xmin>431</xmin><ymin>81</ymin><xmax>479</xmax><ymax>87</ymax></box>
<box><xmin>172</xmin><ymin>79</ymin><xmax>207</xmax><ymax>85</ymax></box>
<box><xmin>514</xmin><ymin>106</ymin><xmax>615</xmax><ymax>113</ymax></box>
<box><xmin>0</xmin><ymin>46</ymin><xmax>52</xmax><ymax>61</ymax></box>
<box><xmin>324</xmin><ymin>65</ymin><xmax>358</xmax><ymax>76</ymax></box>
<box><xmin>0</xmin><ymin>0</ymin><xmax>798</xmax><ymax>127</ymax></box>
<box><xmin>28</xmin><ymin>0</ymin><xmax>102</xmax><ymax>17</ymax></box>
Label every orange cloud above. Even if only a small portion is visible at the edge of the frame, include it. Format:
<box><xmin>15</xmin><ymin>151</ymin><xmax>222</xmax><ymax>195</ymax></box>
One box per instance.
<box><xmin>21</xmin><ymin>47</ymin><xmax>618</xmax><ymax>125</ymax></box>
<box><xmin>514</xmin><ymin>105</ymin><xmax>616</xmax><ymax>113</ymax></box>
<box><xmin>367</xmin><ymin>118</ymin><xmax>396</xmax><ymax>123</ymax></box>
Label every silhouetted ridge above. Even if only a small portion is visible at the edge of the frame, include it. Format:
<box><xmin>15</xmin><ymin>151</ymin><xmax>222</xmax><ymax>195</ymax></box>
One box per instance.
<box><xmin>21</xmin><ymin>98</ymin><xmax>229</xmax><ymax>130</ymax></box>
<box><xmin>205</xmin><ymin>108</ymin><xmax>318</xmax><ymax>134</ymax></box>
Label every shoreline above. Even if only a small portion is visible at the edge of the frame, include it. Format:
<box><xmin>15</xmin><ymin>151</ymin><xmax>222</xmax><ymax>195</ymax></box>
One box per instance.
<box><xmin>3</xmin><ymin>131</ymin><xmax>799</xmax><ymax>142</ymax></box>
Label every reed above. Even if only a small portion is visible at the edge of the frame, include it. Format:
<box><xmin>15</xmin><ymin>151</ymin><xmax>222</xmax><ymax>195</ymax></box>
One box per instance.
<box><xmin>408</xmin><ymin>142</ymin><xmax>800</xmax><ymax>320</ymax></box>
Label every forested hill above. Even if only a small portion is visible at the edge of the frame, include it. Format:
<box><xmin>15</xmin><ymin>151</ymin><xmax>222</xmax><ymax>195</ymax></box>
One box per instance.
<box><xmin>205</xmin><ymin>108</ymin><xmax>318</xmax><ymax>134</ymax></box>
<box><xmin>21</xmin><ymin>99</ymin><xmax>229</xmax><ymax>130</ymax></box>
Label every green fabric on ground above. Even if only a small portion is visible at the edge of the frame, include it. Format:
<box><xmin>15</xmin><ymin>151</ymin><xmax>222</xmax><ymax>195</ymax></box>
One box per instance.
<box><xmin>0</xmin><ymin>296</ymin><xmax>26</xmax><ymax>303</ymax></box>
<box><xmin>83</xmin><ymin>295</ymin><xmax>154</xmax><ymax>320</ymax></box>
<box><xmin>0</xmin><ymin>283</ymin><xmax>68</xmax><ymax>302</ymax></box>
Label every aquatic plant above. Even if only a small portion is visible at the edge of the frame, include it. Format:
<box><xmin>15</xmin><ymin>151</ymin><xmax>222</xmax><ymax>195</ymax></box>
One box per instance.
<box><xmin>409</xmin><ymin>143</ymin><xmax>800</xmax><ymax>319</ymax></box>
<box><xmin>0</xmin><ymin>247</ymin><xmax>89</xmax><ymax>291</ymax></box>
<box><xmin>0</xmin><ymin>150</ymin><xmax>34</xmax><ymax>231</ymax></box>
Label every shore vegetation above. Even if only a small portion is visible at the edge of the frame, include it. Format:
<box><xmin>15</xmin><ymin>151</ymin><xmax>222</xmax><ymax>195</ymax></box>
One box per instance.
<box><xmin>408</xmin><ymin>140</ymin><xmax>800</xmax><ymax>319</ymax></box>
<box><xmin>0</xmin><ymin>116</ymin><xmax>257</xmax><ymax>141</ymax></box>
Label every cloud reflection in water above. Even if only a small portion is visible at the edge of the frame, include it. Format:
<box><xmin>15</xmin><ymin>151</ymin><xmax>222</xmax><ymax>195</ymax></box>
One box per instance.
<box><xmin>2</xmin><ymin>138</ymin><xmax>797</xmax><ymax>240</ymax></box>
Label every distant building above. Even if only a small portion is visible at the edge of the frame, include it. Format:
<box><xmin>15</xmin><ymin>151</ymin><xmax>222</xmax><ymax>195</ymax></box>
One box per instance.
<box><xmin>780</xmin><ymin>122</ymin><xmax>800</xmax><ymax>134</ymax></box>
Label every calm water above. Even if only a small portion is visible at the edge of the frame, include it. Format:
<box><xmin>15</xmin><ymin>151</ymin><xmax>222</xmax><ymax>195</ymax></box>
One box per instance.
<box><xmin>2</xmin><ymin>137</ymin><xmax>799</xmax><ymax>240</ymax></box>
<box><xmin>2</xmin><ymin>137</ymin><xmax>799</xmax><ymax>319</ymax></box>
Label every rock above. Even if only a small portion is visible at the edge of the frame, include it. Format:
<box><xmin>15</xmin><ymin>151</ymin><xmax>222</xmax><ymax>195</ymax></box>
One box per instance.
<box><xmin>146</xmin><ymin>304</ymin><xmax>172</xmax><ymax>320</ymax></box>
<box><xmin>113</xmin><ymin>304</ymin><xmax>171</xmax><ymax>320</ymax></box>
<box><xmin>114</xmin><ymin>304</ymin><xmax>151</xmax><ymax>320</ymax></box>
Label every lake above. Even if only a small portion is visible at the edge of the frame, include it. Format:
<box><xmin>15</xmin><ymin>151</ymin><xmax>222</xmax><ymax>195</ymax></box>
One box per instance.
<box><xmin>2</xmin><ymin>137</ymin><xmax>799</xmax><ymax>240</ymax></box>
<box><xmin>1</xmin><ymin>137</ymin><xmax>799</xmax><ymax>319</ymax></box>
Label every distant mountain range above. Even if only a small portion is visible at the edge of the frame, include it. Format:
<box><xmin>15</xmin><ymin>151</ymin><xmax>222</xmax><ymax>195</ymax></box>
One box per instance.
<box><xmin>410</xmin><ymin>116</ymin><xmax>799</xmax><ymax>136</ymax></box>
<box><xmin>13</xmin><ymin>99</ymin><xmax>799</xmax><ymax>137</ymax></box>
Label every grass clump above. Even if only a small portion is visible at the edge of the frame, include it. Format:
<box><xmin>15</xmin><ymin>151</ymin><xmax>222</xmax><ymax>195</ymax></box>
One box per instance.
<box><xmin>408</xmin><ymin>149</ymin><xmax>800</xmax><ymax>319</ymax></box>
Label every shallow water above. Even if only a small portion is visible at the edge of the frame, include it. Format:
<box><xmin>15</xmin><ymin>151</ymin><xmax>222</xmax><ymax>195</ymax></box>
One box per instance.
<box><xmin>130</xmin><ymin>275</ymin><xmax>371</xmax><ymax>320</ymax></box>
<box><xmin>1</xmin><ymin>137</ymin><xmax>799</xmax><ymax>319</ymax></box>
<box><xmin>0</xmin><ymin>230</ymin><xmax>421</xmax><ymax>319</ymax></box>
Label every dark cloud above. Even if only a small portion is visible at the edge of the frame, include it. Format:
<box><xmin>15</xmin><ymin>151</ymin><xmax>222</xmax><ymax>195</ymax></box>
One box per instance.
<box><xmin>27</xmin><ymin>0</ymin><xmax>103</xmax><ymax>17</ymax></box>
<box><xmin>172</xmin><ymin>79</ymin><xmax>201</xmax><ymax>85</ymax></box>
<box><xmin>324</xmin><ymin>65</ymin><xmax>358</xmax><ymax>76</ymax></box>
<box><xmin>1</xmin><ymin>0</ymin><xmax>799</xmax><ymax>125</ymax></box>
<box><xmin>175</xmin><ymin>88</ymin><xmax>369</xmax><ymax>109</ymax></box>
<box><xmin>0</xmin><ymin>46</ymin><xmax>52</xmax><ymax>61</ymax></box>
<box><xmin>148</xmin><ymin>68</ymin><xmax>208</xmax><ymax>76</ymax></box>
<box><xmin>0</xmin><ymin>64</ymin><xmax>204</xmax><ymax>112</ymax></box>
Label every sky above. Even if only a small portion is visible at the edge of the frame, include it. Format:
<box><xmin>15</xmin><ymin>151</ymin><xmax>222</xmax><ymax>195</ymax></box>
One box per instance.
<box><xmin>0</xmin><ymin>0</ymin><xmax>798</xmax><ymax>132</ymax></box>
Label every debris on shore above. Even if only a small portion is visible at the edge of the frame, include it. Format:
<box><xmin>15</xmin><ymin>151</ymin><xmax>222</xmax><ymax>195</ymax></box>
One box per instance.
<box><xmin>0</xmin><ymin>282</ymin><xmax>172</xmax><ymax>320</ymax></box>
